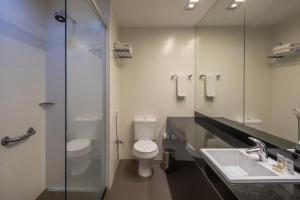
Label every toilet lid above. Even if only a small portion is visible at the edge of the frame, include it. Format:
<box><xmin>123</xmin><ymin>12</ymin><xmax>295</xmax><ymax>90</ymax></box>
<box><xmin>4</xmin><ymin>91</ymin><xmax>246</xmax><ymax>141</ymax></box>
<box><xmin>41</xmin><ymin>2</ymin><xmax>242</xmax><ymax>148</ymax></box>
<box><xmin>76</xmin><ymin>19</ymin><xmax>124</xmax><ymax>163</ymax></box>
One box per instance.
<box><xmin>67</xmin><ymin>139</ymin><xmax>91</xmax><ymax>152</ymax></box>
<box><xmin>134</xmin><ymin>140</ymin><xmax>157</xmax><ymax>153</ymax></box>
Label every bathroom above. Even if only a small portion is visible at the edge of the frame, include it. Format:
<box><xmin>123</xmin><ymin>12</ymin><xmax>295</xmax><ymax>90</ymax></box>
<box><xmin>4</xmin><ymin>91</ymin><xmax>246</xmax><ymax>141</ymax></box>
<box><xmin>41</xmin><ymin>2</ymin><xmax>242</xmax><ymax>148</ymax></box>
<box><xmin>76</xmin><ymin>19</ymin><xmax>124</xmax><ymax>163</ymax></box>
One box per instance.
<box><xmin>1</xmin><ymin>0</ymin><xmax>300</xmax><ymax>200</ymax></box>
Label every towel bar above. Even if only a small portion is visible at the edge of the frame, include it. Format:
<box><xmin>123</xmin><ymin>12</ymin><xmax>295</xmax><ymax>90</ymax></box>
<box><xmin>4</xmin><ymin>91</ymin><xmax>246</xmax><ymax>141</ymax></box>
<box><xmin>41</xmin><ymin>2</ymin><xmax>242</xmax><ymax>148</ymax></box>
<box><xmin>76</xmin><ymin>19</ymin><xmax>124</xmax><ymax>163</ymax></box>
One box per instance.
<box><xmin>171</xmin><ymin>74</ymin><xmax>192</xmax><ymax>80</ymax></box>
<box><xmin>199</xmin><ymin>73</ymin><xmax>221</xmax><ymax>80</ymax></box>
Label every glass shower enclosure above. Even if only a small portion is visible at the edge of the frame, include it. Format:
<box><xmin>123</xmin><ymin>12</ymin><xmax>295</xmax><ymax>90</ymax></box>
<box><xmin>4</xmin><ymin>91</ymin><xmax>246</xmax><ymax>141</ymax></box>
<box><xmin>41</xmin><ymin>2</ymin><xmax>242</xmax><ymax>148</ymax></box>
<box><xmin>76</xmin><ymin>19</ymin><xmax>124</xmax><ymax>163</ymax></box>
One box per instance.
<box><xmin>0</xmin><ymin>0</ymin><xmax>107</xmax><ymax>199</ymax></box>
<box><xmin>66</xmin><ymin>0</ymin><xmax>106</xmax><ymax>198</ymax></box>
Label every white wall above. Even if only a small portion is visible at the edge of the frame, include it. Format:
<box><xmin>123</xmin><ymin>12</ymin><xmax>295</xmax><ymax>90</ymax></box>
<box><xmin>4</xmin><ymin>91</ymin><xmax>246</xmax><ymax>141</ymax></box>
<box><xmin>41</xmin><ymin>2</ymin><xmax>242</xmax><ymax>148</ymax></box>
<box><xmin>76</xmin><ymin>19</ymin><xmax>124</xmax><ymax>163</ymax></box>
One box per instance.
<box><xmin>195</xmin><ymin>27</ymin><xmax>244</xmax><ymax>121</ymax></box>
<box><xmin>0</xmin><ymin>0</ymin><xmax>47</xmax><ymax>199</ymax></box>
<box><xmin>118</xmin><ymin>28</ymin><xmax>195</xmax><ymax>159</ymax></box>
<box><xmin>108</xmin><ymin>8</ymin><xmax>120</xmax><ymax>187</ymax></box>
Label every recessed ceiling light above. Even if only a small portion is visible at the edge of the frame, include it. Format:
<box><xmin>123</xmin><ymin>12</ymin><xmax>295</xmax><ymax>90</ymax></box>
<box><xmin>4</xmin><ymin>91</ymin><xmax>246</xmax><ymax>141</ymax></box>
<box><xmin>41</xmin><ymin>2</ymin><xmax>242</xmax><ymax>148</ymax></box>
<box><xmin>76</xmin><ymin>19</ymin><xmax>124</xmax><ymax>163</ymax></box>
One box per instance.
<box><xmin>188</xmin><ymin>3</ymin><xmax>195</xmax><ymax>9</ymax></box>
<box><xmin>185</xmin><ymin>0</ymin><xmax>199</xmax><ymax>10</ymax></box>
<box><xmin>230</xmin><ymin>3</ymin><xmax>238</xmax><ymax>8</ymax></box>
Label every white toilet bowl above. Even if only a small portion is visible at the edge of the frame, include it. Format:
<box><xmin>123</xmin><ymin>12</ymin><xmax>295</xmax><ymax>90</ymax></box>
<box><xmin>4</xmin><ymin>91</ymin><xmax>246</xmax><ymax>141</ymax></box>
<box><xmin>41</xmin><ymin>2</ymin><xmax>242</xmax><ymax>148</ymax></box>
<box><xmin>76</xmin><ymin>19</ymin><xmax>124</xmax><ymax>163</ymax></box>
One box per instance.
<box><xmin>67</xmin><ymin>139</ymin><xmax>91</xmax><ymax>176</ymax></box>
<box><xmin>133</xmin><ymin>140</ymin><xmax>158</xmax><ymax>177</ymax></box>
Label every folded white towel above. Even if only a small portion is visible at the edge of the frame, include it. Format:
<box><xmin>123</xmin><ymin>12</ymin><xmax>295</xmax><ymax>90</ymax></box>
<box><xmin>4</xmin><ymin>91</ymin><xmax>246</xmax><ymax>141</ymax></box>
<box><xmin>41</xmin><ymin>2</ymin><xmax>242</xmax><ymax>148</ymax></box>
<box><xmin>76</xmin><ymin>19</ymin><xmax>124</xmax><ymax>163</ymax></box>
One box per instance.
<box><xmin>205</xmin><ymin>75</ymin><xmax>216</xmax><ymax>98</ymax></box>
<box><xmin>272</xmin><ymin>48</ymin><xmax>291</xmax><ymax>55</ymax></box>
<box><xmin>176</xmin><ymin>76</ymin><xmax>187</xmax><ymax>98</ymax></box>
<box><xmin>273</xmin><ymin>43</ymin><xmax>300</xmax><ymax>52</ymax></box>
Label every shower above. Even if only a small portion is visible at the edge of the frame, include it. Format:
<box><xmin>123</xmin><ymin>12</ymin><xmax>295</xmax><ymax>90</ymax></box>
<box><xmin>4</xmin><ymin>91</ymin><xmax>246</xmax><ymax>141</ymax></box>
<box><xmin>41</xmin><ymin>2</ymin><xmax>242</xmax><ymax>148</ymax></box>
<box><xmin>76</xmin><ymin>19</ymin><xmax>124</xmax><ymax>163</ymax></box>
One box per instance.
<box><xmin>0</xmin><ymin>0</ymin><xmax>107</xmax><ymax>199</ymax></box>
<box><xmin>54</xmin><ymin>9</ymin><xmax>77</xmax><ymax>24</ymax></box>
<box><xmin>54</xmin><ymin>9</ymin><xmax>66</xmax><ymax>22</ymax></box>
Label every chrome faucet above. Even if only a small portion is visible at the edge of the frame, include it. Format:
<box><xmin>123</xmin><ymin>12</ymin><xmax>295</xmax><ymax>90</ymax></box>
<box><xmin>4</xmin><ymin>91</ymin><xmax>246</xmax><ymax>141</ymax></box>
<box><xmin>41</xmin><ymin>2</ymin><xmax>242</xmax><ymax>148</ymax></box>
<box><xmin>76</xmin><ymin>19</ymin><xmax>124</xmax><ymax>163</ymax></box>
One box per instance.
<box><xmin>246</xmin><ymin>137</ymin><xmax>268</xmax><ymax>162</ymax></box>
<box><xmin>293</xmin><ymin>108</ymin><xmax>300</xmax><ymax>141</ymax></box>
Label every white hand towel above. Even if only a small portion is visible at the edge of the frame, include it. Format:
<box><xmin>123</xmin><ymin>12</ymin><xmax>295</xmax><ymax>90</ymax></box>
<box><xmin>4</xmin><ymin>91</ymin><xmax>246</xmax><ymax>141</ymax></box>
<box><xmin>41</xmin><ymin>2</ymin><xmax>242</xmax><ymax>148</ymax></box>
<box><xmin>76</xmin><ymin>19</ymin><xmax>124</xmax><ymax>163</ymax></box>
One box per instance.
<box><xmin>205</xmin><ymin>75</ymin><xmax>216</xmax><ymax>98</ymax></box>
<box><xmin>176</xmin><ymin>76</ymin><xmax>187</xmax><ymax>98</ymax></box>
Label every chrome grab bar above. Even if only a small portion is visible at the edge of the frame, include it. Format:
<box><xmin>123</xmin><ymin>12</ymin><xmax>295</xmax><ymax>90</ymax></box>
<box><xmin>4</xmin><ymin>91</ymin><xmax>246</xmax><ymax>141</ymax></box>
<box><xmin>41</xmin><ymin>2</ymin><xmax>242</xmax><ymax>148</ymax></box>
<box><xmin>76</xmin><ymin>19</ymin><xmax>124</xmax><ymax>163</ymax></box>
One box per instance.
<box><xmin>1</xmin><ymin>127</ymin><xmax>36</xmax><ymax>146</ymax></box>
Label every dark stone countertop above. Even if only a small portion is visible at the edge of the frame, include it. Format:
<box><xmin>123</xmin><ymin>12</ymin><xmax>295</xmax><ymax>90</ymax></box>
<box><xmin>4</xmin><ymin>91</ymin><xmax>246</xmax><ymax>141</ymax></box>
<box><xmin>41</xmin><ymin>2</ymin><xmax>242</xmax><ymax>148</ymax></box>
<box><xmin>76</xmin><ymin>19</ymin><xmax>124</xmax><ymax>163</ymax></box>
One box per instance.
<box><xmin>165</xmin><ymin>117</ymin><xmax>300</xmax><ymax>200</ymax></box>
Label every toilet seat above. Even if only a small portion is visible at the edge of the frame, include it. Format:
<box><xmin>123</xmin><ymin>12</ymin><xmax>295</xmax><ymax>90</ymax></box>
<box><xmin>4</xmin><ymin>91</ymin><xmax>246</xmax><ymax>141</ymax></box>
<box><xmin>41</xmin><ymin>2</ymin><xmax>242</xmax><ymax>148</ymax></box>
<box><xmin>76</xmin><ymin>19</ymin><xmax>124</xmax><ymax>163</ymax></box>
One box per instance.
<box><xmin>133</xmin><ymin>140</ymin><xmax>158</xmax><ymax>159</ymax></box>
<box><xmin>67</xmin><ymin>139</ymin><xmax>91</xmax><ymax>158</ymax></box>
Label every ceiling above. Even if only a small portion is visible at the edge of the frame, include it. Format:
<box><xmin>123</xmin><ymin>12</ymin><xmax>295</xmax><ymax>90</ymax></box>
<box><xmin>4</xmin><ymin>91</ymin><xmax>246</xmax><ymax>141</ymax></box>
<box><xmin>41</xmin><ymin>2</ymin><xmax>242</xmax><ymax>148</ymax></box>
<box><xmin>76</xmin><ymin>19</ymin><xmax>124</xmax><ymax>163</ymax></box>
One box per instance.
<box><xmin>112</xmin><ymin>0</ymin><xmax>300</xmax><ymax>28</ymax></box>
<box><xmin>199</xmin><ymin>0</ymin><xmax>300</xmax><ymax>27</ymax></box>
<box><xmin>111</xmin><ymin>0</ymin><xmax>216</xmax><ymax>27</ymax></box>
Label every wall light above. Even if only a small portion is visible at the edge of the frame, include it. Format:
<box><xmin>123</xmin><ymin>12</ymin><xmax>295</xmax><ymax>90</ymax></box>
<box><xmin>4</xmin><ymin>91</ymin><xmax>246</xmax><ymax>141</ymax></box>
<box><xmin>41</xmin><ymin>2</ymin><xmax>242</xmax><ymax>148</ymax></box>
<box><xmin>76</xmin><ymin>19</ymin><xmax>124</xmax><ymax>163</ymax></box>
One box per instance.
<box><xmin>189</xmin><ymin>0</ymin><xmax>199</xmax><ymax>3</ymax></box>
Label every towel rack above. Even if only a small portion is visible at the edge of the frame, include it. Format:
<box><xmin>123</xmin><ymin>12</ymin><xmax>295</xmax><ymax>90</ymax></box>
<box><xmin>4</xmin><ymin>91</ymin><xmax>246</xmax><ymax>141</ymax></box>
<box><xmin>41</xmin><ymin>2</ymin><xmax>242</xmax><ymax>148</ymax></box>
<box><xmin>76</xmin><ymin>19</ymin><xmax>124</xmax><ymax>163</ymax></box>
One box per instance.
<box><xmin>171</xmin><ymin>74</ymin><xmax>192</xmax><ymax>80</ymax></box>
<box><xmin>199</xmin><ymin>73</ymin><xmax>221</xmax><ymax>80</ymax></box>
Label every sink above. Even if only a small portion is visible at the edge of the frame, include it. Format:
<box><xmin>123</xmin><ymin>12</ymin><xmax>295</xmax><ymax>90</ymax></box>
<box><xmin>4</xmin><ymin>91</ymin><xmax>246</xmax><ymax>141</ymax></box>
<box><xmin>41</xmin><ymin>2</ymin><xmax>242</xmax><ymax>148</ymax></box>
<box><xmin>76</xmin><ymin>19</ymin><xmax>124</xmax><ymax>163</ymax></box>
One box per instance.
<box><xmin>200</xmin><ymin>149</ymin><xmax>300</xmax><ymax>183</ymax></box>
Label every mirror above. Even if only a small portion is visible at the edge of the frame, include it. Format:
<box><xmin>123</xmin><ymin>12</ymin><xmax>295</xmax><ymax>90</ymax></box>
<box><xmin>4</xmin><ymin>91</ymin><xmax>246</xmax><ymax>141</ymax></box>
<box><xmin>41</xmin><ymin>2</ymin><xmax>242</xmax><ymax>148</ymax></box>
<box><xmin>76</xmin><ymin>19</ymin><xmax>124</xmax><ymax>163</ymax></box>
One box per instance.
<box><xmin>245</xmin><ymin>0</ymin><xmax>300</xmax><ymax>143</ymax></box>
<box><xmin>195</xmin><ymin>0</ymin><xmax>245</xmax><ymax>122</ymax></box>
<box><xmin>196</xmin><ymin>0</ymin><xmax>300</xmax><ymax>145</ymax></box>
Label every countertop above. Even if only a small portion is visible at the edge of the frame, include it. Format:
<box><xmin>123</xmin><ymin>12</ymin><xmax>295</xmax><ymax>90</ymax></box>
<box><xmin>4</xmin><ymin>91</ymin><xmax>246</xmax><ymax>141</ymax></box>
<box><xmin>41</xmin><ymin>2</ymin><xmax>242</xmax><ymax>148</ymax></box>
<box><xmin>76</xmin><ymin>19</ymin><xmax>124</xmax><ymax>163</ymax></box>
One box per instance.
<box><xmin>165</xmin><ymin>117</ymin><xmax>300</xmax><ymax>200</ymax></box>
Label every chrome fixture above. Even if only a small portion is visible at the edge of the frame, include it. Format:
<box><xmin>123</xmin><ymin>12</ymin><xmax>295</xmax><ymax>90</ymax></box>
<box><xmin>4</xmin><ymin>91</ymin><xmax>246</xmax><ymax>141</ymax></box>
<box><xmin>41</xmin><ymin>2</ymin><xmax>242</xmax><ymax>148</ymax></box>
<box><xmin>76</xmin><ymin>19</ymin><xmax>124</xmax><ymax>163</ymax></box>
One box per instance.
<box><xmin>1</xmin><ymin>127</ymin><xmax>36</xmax><ymax>146</ymax></box>
<box><xmin>115</xmin><ymin>139</ymin><xmax>124</xmax><ymax>146</ymax></box>
<box><xmin>54</xmin><ymin>9</ymin><xmax>77</xmax><ymax>24</ymax></box>
<box><xmin>113</xmin><ymin>41</ymin><xmax>133</xmax><ymax>58</ymax></box>
<box><xmin>246</xmin><ymin>137</ymin><xmax>268</xmax><ymax>162</ymax></box>
<box><xmin>39</xmin><ymin>102</ymin><xmax>55</xmax><ymax>107</ymax></box>
<box><xmin>171</xmin><ymin>74</ymin><xmax>193</xmax><ymax>80</ymax></box>
<box><xmin>114</xmin><ymin>110</ymin><xmax>124</xmax><ymax>161</ymax></box>
<box><xmin>199</xmin><ymin>73</ymin><xmax>221</xmax><ymax>80</ymax></box>
<box><xmin>54</xmin><ymin>9</ymin><xmax>66</xmax><ymax>22</ymax></box>
<box><xmin>293</xmin><ymin>108</ymin><xmax>300</xmax><ymax>141</ymax></box>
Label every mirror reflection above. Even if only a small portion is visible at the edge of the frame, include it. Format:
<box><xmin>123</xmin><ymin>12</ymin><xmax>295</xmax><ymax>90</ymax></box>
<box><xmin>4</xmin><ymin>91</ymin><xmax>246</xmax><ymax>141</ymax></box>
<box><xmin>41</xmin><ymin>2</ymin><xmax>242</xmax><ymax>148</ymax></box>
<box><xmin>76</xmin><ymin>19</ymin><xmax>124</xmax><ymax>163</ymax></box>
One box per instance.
<box><xmin>196</xmin><ymin>0</ymin><xmax>300</xmax><ymax>144</ymax></box>
<box><xmin>245</xmin><ymin>0</ymin><xmax>300</xmax><ymax>143</ymax></box>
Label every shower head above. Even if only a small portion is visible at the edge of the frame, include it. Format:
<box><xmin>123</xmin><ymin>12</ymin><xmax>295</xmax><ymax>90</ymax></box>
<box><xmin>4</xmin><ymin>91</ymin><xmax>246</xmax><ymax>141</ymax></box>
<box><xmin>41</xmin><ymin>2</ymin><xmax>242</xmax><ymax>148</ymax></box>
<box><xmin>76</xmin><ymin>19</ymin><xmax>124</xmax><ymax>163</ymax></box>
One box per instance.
<box><xmin>54</xmin><ymin>10</ymin><xmax>66</xmax><ymax>22</ymax></box>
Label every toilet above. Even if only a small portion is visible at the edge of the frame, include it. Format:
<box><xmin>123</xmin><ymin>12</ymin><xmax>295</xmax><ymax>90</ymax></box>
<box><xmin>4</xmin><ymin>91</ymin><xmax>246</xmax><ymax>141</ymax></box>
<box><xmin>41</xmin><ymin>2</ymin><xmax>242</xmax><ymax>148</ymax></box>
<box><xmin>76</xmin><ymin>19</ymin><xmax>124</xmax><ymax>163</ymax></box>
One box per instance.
<box><xmin>133</xmin><ymin>117</ymin><xmax>158</xmax><ymax>177</ymax></box>
<box><xmin>236</xmin><ymin>118</ymin><xmax>263</xmax><ymax>130</ymax></box>
<box><xmin>67</xmin><ymin>116</ymin><xmax>100</xmax><ymax>176</ymax></box>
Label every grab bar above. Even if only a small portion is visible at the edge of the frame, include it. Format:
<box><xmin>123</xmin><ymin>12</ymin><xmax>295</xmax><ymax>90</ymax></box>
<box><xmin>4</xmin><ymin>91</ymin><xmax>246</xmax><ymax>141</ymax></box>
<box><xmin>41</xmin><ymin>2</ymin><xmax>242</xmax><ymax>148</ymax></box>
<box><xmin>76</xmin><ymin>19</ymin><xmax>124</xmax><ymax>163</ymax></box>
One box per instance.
<box><xmin>1</xmin><ymin>127</ymin><xmax>36</xmax><ymax>146</ymax></box>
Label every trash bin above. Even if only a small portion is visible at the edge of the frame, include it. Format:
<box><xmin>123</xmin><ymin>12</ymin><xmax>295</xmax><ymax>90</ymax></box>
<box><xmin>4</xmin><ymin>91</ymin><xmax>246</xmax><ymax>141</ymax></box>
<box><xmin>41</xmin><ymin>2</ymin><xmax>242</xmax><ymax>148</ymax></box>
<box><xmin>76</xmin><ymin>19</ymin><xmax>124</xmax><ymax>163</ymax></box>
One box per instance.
<box><xmin>161</xmin><ymin>148</ymin><xmax>175</xmax><ymax>172</ymax></box>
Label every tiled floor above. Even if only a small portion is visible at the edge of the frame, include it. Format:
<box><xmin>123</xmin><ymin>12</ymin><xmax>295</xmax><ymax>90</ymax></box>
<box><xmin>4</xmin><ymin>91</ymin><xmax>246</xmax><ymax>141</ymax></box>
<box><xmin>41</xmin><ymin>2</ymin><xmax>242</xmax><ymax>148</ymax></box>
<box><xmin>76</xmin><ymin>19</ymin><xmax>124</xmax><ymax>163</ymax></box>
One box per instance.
<box><xmin>104</xmin><ymin>160</ymin><xmax>204</xmax><ymax>200</ymax></box>
<box><xmin>36</xmin><ymin>190</ymin><xmax>65</xmax><ymax>200</ymax></box>
<box><xmin>36</xmin><ymin>190</ymin><xmax>100</xmax><ymax>200</ymax></box>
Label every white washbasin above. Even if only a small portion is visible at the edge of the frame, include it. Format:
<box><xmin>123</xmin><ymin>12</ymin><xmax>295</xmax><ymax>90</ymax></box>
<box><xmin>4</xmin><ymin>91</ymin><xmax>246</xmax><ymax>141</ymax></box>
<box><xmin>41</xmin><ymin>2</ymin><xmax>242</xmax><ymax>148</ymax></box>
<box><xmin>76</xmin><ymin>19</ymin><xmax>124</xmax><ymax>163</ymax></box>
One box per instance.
<box><xmin>201</xmin><ymin>149</ymin><xmax>300</xmax><ymax>183</ymax></box>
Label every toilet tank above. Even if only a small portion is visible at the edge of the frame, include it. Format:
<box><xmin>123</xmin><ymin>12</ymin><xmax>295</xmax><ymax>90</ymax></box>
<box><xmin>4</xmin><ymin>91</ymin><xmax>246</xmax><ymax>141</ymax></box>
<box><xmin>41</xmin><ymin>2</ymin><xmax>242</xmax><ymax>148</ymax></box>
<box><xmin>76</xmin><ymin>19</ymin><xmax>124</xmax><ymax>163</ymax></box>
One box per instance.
<box><xmin>73</xmin><ymin>116</ymin><xmax>100</xmax><ymax>140</ymax></box>
<box><xmin>134</xmin><ymin>117</ymin><xmax>157</xmax><ymax>140</ymax></box>
<box><xmin>244</xmin><ymin>119</ymin><xmax>263</xmax><ymax>130</ymax></box>
<box><xmin>236</xmin><ymin>119</ymin><xmax>263</xmax><ymax>130</ymax></box>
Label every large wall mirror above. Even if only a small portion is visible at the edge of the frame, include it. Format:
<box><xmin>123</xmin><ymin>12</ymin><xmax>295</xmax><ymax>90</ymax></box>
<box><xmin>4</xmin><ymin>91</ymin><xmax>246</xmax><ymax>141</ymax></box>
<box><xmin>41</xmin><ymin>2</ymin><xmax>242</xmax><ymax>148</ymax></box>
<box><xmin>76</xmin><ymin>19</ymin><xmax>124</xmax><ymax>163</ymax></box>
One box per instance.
<box><xmin>245</xmin><ymin>0</ymin><xmax>300</xmax><ymax>143</ymax></box>
<box><xmin>196</xmin><ymin>0</ymin><xmax>300</xmax><ymax>145</ymax></box>
<box><xmin>195</xmin><ymin>0</ymin><xmax>244</xmax><ymax>121</ymax></box>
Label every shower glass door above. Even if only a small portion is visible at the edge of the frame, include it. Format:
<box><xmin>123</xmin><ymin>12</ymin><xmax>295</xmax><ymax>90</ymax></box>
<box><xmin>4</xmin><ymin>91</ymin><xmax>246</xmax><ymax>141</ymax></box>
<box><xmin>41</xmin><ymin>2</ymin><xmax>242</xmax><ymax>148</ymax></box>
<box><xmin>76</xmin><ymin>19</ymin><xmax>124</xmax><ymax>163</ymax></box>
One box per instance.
<box><xmin>66</xmin><ymin>0</ymin><xmax>106</xmax><ymax>199</ymax></box>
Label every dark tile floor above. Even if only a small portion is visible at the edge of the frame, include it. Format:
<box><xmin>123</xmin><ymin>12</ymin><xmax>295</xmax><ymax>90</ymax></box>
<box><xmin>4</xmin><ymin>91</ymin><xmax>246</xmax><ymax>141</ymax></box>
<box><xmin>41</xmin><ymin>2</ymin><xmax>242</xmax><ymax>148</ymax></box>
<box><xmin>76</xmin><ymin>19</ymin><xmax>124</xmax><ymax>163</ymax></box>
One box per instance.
<box><xmin>36</xmin><ymin>190</ymin><xmax>100</xmax><ymax>200</ymax></box>
<box><xmin>36</xmin><ymin>190</ymin><xmax>65</xmax><ymax>200</ymax></box>
<box><xmin>37</xmin><ymin>160</ymin><xmax>205</xmax><ymax>200</ymax></box>
<box><xmin>104</xmin><ymin>160</ymin><xmax>204</xmax><ymax>200</ymax></box>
